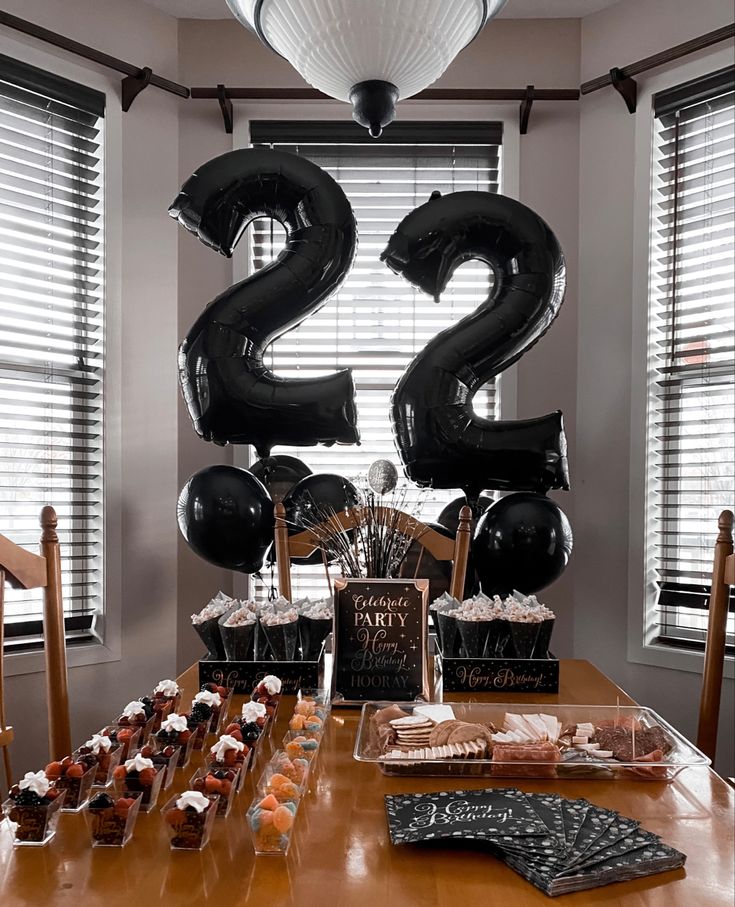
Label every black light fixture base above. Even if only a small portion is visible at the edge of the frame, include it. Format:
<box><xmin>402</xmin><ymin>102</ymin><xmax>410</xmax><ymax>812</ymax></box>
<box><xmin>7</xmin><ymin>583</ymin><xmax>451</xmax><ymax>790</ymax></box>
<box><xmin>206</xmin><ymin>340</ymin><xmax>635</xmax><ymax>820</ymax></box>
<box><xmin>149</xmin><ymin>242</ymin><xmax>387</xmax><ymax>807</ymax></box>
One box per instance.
<box><xmin>349</xmin><ymin>80</ymin><xmax>399</xmax><ymax>137</ymax></box>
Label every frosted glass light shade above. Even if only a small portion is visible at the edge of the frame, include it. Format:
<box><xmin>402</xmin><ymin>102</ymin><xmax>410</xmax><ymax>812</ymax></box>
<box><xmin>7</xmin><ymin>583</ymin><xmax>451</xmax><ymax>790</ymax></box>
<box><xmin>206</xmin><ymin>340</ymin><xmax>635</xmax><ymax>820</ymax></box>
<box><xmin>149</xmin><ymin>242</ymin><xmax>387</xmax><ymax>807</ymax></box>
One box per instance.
<box><xmin>226</xmin><ymin>0</ymin><xmax>506</xmax><ymax>134</ymax></box>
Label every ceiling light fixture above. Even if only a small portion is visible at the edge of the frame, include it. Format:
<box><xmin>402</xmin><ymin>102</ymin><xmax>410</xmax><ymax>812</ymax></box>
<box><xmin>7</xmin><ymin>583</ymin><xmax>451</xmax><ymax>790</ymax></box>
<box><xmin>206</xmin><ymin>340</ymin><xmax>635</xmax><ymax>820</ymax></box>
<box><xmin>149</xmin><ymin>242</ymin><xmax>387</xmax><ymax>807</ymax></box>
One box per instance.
<box><xmin>225</xmin><ymin>0</ymin><xmax>507</xmax><ymax>136</ymax></box>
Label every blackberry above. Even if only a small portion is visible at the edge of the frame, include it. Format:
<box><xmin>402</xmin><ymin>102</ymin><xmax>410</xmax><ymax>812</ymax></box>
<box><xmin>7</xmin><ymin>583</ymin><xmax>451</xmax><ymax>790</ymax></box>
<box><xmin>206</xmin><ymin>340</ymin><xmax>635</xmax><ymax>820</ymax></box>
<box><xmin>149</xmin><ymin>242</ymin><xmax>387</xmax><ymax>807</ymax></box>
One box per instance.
<box><xmin>88</xmin><ymin>792</ymin><xmax>115</xmax><ymax>810</ymax></box>
<box><xmin>191</xmin><ymin>702</ymin><xmax>213</xmax><ymax>722</ymax></box>
<box><xmin>240</xmin><ymin>722</ymin><xmax>261</xmax><ymax>744</ymax></box>
<box><xmin>13</xmin><ymin>790</ymin><xmax>43</xmax><ymax>806</ymax></box>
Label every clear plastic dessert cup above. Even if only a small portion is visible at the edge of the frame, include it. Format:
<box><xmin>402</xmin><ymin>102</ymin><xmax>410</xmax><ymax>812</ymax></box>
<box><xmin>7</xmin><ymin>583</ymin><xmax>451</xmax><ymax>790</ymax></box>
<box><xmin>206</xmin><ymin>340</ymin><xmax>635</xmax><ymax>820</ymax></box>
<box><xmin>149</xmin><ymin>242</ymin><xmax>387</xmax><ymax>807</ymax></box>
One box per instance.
<box><xmin>283</xmin><ymin>730</ymin><xmax>320</xmax><ymax>764</ymax></box>
<box><xmin>114</xmin><ymin>763</ymin><xmax>165</xmax><ymax>813</ymax></box>
<box><xmin>99</xmin><ymin>725</ymin><xmax>141</xmax><ymax>760</ymax></box>
<box><xmin>247</xmin><ymin>796</ymin><xmax>297</xmax><ymax>856</ymax></box>
<box><xmin>204</xmin><ymin>750</ymin><xmax>252</xmax><ymax>792</ymax></box>
<box><xmin>136</xmin><ymin>744</ymin><xmax>182</xmax><ymax>790</ymax></box>
<box><xmin>85</xmin><ymin>791</ymin><xmax>143</xmax><ymax>847</ymax></box>
<box><xmin>189</xmin><ymin>766</ymin><xmax>240</xmax><ymax>818</ymax></box>
<box><xmin>74</xmin><ymin>743</ymin><xmax>123</xmax><ymax>789</ymax></box>
<box><xmin>268</xmin><ymin>749</ymin><xmax>310</xmax><ymax>790</ymax></box>
<box><xmin>258</xmin><ymin>764</ymin><xmax>304</xmax><ymax>804</ymax></box>
<box><xmin>57</xmin><ymin>761</ymin><xmax>97</xmax><ymax>812</ymax></box>
<box><xmin>2</xmin><ymin>790</ymin><xmax>66</xmax><ymax>846</ymax></box>
<box><xmin>162</xmin><ymin>794</ymin><xmax>218</xmax><ymax>850</ymax></box>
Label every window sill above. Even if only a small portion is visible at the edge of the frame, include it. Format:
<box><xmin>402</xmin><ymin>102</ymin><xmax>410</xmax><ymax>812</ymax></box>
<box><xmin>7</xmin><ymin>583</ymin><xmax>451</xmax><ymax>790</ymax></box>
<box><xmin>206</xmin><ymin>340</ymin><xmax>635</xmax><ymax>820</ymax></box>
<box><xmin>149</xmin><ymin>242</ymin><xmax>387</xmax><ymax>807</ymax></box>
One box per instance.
<box><xmin>627</xmin><ymin>638</ymin><xmax>735</xmax><ymax>679</ymax></box>
<box><xmin>3</xmin><ymin>638</ymin><xmax>121</xmax><ymax>678</ymax></box>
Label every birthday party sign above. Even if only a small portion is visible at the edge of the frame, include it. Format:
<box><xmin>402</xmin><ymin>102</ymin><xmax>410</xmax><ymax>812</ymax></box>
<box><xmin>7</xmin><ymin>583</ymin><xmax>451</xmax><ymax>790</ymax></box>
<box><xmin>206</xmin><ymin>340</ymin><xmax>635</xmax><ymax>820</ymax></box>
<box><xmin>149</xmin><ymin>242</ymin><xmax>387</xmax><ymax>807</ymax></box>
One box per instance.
<box><xmin>331</xmin><ymin>578</ymin><xmax>429</xmax><ymax>705</ymax></box>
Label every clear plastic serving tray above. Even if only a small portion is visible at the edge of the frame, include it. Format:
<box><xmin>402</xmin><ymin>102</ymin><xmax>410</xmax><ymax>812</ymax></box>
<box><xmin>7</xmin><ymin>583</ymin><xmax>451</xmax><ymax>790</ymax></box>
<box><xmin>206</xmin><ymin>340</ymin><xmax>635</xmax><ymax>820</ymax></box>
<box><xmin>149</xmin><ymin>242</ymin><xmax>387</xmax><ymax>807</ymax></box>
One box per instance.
<box><xmin>353</xmin><ymin>701</ymin><xmax>711</xmax><ymax>781</ymax></box>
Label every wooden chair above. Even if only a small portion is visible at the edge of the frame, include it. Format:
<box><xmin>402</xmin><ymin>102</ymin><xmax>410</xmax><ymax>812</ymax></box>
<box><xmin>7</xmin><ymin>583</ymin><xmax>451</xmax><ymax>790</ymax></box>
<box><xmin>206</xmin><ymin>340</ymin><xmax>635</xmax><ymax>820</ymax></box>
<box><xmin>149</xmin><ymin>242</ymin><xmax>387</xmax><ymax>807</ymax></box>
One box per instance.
<box><xmin>0</xmin><ymin>506</ymin><xmax>72</xmax><ymax>794</ymax></box>
<box><xmin>696</xmin><ymin>509</ymin><xmax>734</xmax><ymax>763</ymax></box>
<box><xmin>273</xmin><ymin>502</ymin><xmax>473</xmax><ymax>603</ymax></box>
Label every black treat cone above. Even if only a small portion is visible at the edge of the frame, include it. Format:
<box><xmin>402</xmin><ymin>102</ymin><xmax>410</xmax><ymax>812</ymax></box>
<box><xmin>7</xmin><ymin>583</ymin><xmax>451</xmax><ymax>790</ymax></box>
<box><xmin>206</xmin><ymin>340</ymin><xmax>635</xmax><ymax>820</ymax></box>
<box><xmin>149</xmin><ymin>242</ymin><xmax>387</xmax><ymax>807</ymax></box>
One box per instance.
<box><xmin>220</xmin><ymin>620</ymin><xmax>256</xmax><ymax>661</ymax></box>
<box><xmin>495</xmin><ymin>618</ymin><xmax>514</xmax><ymax>657</ymax></box>
<box><xmin>532</xmin><ymin>618</ymin><xmax>555</xmax><ymax>659</ymax></box>
<box><xmin>262</xmin><ymin>619</ymin><xmax>299</xmax><ymax>661</ymax></box>
<box><xmin>193</xmin><ymin>616</ymin><xmax>226</xmax><ymax>660</ymax></box>
<box><xmin>508</xmin><ymin>620</ymin><xmax>541</xmax><ymax>659</ymax></box>
<box><xmin>299</xmin><ymin>615</ymin><xmax>332</xmax><ymax>662</ymax></box>
<box><xmin>483</xmin><ymin>618</ymin><xmax>502</xmax><ymax>657</ymax></box>
<box><xmin>436</xmin><ymin>612</ymin><xmax>460</xmax><ymax>657</ymax></box>
<box><xmin>456</xmin><ymin>618</ymin><xmax>490</xmax><ymax>659</ymax></box>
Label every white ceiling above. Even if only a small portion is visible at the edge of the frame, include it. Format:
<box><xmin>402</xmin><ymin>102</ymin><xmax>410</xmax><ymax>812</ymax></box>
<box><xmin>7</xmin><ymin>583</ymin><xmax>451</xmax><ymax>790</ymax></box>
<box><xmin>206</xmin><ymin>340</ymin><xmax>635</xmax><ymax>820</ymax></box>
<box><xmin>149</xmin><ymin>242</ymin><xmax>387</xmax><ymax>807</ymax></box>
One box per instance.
<box><xmin>140</xmin><ymin>0</ymin><xmax>620</xmax><ymax>20</ymax></box>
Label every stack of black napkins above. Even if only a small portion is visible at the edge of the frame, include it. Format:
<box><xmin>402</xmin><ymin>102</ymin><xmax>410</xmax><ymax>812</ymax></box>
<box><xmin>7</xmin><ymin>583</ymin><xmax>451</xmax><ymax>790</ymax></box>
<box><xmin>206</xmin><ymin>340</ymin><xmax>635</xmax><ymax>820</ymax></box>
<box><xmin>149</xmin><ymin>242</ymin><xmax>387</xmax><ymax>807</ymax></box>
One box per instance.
<box><xmin>385</xmin><ymin>788</ymin><xmax>685</xmax><ymax>897</ymax></box>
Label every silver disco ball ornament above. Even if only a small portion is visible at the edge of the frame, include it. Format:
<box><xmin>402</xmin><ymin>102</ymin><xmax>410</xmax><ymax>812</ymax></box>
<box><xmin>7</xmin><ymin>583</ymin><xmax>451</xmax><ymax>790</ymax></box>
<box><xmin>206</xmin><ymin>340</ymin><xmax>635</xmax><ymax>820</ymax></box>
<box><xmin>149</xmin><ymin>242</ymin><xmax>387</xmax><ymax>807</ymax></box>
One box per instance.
<box><xmin>367</xmin><ymin>459</ymin><xmax>398</xmax><ymax>495</ymax></box>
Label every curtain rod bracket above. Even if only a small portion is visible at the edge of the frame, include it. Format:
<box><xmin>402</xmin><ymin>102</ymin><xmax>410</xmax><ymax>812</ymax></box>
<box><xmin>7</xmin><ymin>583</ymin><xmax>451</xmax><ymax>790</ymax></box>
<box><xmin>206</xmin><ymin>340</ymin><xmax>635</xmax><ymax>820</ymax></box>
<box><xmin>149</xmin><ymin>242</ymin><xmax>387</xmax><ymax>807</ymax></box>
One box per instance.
<box><xmin>121</xmin><ymin>67</ymin><xmax>153</xmax><ymax>112</ymax></box>
<box><xmin>519</xmin><ymin>85</ymin><xmax>534</xmax><ymax>134</ymax></box>
<box><xmin>217</xmin><ymin>84</ymin><xmax>234</xmax><ymax>134</ymax></box>
<box><xmin>609</xmin><ymin>67</ymin><xmax>637</xmax><ymax>113</ymax></box>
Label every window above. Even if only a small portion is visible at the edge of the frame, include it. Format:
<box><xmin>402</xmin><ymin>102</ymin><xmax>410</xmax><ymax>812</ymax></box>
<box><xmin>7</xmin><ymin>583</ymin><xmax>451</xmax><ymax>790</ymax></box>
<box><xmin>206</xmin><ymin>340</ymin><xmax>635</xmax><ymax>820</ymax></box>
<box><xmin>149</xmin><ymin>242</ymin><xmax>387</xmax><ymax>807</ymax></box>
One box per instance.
<box><xmin>249</xmin><ymin>120</ymin><xmax>502</xmax><ymax>601</ymax></box>
<box><xmin>0</xmin><ymin>55</ymin><xmax>105</xmax><ymax>652</ymax></box>
<box><xmin>645</xmin><ymin>65</ymin><xmax>735</xmax><ymax>652</ymax></box>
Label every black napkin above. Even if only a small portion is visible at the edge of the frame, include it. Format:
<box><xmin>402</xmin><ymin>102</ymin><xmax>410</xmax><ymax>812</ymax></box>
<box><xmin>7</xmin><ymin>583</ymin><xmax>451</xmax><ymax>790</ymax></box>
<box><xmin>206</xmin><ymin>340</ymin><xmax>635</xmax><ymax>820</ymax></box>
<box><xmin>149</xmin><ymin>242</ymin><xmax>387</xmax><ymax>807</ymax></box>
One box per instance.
<box><xmin>385</xmin><ymin>788</ymin><xmax>686</xmax><ymax>897</ymax></box>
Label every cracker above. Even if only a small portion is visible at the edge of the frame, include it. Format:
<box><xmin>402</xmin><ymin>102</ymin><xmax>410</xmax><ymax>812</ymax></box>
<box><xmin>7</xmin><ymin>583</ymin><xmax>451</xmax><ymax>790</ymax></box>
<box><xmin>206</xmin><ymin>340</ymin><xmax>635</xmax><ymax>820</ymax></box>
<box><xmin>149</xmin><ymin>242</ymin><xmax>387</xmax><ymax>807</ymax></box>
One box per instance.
<box><xmin>429</xmin><ymin>720</ymin><xmax>461</xmax><ymax>747</ymax></box>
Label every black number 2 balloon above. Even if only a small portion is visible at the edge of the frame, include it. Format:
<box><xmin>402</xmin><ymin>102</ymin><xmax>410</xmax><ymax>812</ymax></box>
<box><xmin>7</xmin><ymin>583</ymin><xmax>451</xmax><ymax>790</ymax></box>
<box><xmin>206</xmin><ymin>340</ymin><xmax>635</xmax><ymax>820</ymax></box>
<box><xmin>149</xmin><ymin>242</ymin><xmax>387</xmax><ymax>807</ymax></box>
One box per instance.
<box><xmin>382</xmin><ymin>190</ymin><xmax>570</xmax><ymax>498</ymax></box>
<box><xmin>170</xmin><ymin>148</ymin><xmax>359</xmax><ymax>457</ymax></box>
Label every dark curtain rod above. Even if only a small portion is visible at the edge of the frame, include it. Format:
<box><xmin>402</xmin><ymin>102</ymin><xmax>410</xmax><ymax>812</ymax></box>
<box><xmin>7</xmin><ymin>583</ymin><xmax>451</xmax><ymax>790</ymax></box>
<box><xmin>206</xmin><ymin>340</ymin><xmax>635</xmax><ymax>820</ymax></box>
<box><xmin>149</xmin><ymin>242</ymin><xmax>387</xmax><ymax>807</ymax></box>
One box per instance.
<box><xmin>581</xmin><ymin>23</ymin><xmax>735</xmax><ymax>94</ymax></box>
<box><xmin>0</xmin><ymin>10</ymin><xmax>190</xmax><ymax>101</ymax></box>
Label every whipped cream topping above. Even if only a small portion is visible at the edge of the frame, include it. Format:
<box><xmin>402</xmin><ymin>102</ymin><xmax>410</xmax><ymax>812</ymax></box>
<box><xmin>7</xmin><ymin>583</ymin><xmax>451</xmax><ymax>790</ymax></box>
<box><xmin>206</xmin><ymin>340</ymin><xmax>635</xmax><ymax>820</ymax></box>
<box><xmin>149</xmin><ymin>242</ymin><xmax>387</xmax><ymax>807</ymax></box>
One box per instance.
<box><xmin>259</xmin><ymin>675</ymin><xmax>282</xmax><ymax>695</ymax></box>
<box><xmin>161</xmin><ymin>713</ymin><xmax>188</xmax><ymax>733</ymax></box>
<box><xmin>85</xmin><ymin>733</ymin><xmax>112</xmax><ymax>754</ymax></box>
<box><xmin>176</xmin><ymin>790</ymin><xmax>211</xmax><ymax>813</ymax></box>
<box><xmin>120</xmin><ymin>700</ymin><xmax>146</xmax><ymax>719</ymax></box>
<box><xmin>22</xmin><ymin>770</ymin><xmax>51</xmax><ymax>797</ymax></box>
<box><xmin>241</xmin><ymin>701</ymin><xmax>267</xmax><ymax>722</ymax></box>
<box><xmin>193</xmin><ymin>689</ymin><xmax>221</xmax><ymax>708</ymax></box>
<box><xmin>124</xmin><ymin>754</ymin><xmax>155</xmax><ymax>773</ymax></box>
<box><xmin>154</xmin><ymin>679</ymin><xmax>180</xmax><ymax>698</ymax></box>
<box><xmin>210</xmin><ymin>734</ymin><xmax>245</xmax><ymax>760</ymax></box>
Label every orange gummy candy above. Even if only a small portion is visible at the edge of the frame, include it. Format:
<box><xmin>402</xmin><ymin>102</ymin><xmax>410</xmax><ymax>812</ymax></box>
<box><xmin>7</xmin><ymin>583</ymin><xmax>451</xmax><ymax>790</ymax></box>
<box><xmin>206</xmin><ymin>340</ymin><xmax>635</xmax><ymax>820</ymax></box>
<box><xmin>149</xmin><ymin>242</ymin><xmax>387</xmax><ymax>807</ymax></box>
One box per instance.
<box><xmin>257</xmin><ymin>793</ymin><xmax>280</xmax><ymax>811</ymax></box>
<box><xmin>272</xmin><ymin>805</ymin><xmax>294</xmax><ymax>833</ymax></box>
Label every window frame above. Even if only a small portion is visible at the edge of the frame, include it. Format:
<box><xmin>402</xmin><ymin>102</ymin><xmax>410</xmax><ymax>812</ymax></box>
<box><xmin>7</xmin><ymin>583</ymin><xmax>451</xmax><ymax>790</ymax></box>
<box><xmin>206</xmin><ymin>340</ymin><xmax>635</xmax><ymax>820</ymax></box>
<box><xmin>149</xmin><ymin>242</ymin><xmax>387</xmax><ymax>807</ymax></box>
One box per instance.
<box><xmin>1</xmin><ymin>34</ymin><xmax>122</xmax><ymax>677</ymax></box>
<box><xmin>229</xmin><ymin>99</ymin><xmax>521</xmax><ymax>599</ymax></box>
<box><xmin>627</xmin><ymin>45</ymin><xmax>734</xmax><ymax>679</ymax></box>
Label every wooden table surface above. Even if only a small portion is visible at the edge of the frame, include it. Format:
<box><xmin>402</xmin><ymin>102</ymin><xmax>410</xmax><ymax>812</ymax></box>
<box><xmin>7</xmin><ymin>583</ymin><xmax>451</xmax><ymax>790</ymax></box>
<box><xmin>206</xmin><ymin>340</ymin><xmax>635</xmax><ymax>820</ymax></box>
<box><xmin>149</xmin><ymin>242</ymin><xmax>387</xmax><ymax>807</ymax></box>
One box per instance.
<box><xmin>1</xmin><ymin>659</ymin><xmax>732</xmax><ymax>907</ymax></box>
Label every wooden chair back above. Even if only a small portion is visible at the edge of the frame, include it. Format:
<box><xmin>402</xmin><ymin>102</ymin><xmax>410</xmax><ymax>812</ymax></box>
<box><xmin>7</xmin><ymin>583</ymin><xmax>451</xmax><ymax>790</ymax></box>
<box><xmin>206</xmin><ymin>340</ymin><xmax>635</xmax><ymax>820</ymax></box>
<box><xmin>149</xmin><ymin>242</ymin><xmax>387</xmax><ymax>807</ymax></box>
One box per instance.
<box><xmin>696</xmin><ymin>509</ymin><xmax>734</xmax><ymax>762</ymax></box>
<box><xmin>0</xmin><ymin>506</ymin><xmax>72</xmax><ymax>793</ymax></box>
<box><xmin>273</xmin><ymin>502</ymin><xmax>473</xmax><ymax>603</ymax></box>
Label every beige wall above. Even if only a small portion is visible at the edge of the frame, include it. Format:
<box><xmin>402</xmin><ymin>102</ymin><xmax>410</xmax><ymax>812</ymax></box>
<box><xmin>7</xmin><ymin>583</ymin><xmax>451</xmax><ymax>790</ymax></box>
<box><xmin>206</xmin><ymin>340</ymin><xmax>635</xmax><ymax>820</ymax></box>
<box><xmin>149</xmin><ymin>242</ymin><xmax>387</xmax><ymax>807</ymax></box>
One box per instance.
<box><xmin>1</xmin><ymin>0</ymin><xmax>181</xmax><ymax>772</ymax></box>
<box><xmin>577</xmin><ymin>0</ymin><xmax>734</xmax><ymax>775</ymax></box>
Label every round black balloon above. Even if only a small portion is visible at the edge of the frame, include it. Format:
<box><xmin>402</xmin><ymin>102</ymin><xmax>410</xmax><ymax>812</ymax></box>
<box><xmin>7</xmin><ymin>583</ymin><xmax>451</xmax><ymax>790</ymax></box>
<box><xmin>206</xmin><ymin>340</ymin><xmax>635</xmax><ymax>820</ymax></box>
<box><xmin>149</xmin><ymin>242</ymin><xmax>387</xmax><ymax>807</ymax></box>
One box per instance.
<box><xmin>436</xmin><ymin>494</ymin><xmax>494</xmax><ymax>536</ymax></box>
<box><xmin>177</xmin><ymin>465</ymin><xmax>274</xmax><ymax>574</ymax></box>
<box><xmin>472</xmin><ymin>492</ymin><xmax>572</xmax><ymax>596</ymax></box>
<box><xmin>249</xmin><ymin>455</ymin><xmax>312</xmax><ymax>504</ymax></box>
<box><xmin>171</xmin><ymin>148</ymin><xmax>359</xmax><ymax>457</ymax></box>
<box><xmin>283</xmin><ymin>473</ymin><xmax>360</xmax><ymax>530</ymax></box>
<box><xmin>383</xmin><ymin>190</ymin><xmax>569</xmax><ymax>496</ymax></box>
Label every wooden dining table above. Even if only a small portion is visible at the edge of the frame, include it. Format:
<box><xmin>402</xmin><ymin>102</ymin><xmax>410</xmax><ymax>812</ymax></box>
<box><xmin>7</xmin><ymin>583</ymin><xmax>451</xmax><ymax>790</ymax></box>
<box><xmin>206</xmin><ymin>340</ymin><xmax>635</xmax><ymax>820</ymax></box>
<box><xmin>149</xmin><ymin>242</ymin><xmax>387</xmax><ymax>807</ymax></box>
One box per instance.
<box><xmin>1</xmin><ymin>658</ymin><xmax>733</xmax><ymax>906</ymax></box>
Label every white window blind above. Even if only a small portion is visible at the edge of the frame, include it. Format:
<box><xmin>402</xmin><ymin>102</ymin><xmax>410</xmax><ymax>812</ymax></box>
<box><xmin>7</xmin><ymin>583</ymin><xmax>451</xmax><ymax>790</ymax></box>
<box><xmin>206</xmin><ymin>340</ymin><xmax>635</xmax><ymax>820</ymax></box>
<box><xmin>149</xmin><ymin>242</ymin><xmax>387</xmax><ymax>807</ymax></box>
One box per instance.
<box><xmin>249</xmin><ymin>121</ymin><xmax>501</xmax><ymax>601</ymax></box>
<box><xmin>0</xmin><ymin>55</ymin><xmax>105</xmax><ymax>652</ymax></box>
<box><xmin>647</xmin><ymin>66</ymin><xmax>735</xmax><ymax>651</ymax></box>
